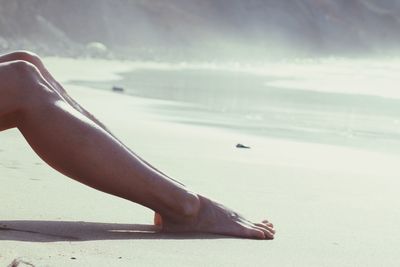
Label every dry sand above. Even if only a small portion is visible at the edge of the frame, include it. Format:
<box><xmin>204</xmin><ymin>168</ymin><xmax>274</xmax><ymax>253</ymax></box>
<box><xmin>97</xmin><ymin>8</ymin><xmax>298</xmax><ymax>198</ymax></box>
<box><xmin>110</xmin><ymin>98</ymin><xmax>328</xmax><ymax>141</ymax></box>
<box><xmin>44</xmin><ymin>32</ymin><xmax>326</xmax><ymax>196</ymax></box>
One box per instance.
<box><xmin>0</xmin><ymin>58</ymin><xmax>399</xmax><ymax>266</ymax></box>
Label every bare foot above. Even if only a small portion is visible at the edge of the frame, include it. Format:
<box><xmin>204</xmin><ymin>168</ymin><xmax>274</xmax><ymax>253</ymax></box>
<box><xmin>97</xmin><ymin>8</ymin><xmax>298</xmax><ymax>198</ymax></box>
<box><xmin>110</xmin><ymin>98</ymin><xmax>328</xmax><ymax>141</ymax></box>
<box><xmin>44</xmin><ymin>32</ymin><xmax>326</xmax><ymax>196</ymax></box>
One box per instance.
<box><xmin>154</xmin><ymin>196</ymin><xmax>275</xmax><ymax>239</ymax></box>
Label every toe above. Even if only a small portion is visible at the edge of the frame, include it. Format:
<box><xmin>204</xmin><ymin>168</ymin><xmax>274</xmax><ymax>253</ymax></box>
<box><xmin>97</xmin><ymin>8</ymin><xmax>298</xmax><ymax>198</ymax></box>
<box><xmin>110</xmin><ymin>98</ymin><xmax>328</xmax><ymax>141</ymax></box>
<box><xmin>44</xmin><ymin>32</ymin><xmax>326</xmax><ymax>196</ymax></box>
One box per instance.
<box><xmin>262</xmin><ymin>220</ymin><xmax>274</xmax><ymax>228</ymax></box>
<box><xmin>246</xmin><ymin>227</ymin><xmax>266</xmax><ymax>239</ymax></box>
<box><xmin>237</xmin><ymin>222</ymin><xmax>266</xmax><ymax>239</ymax></box>
<box><xmin>255</xmin><ymin>223</ymin><xmax>275</xmax><ymax>234</ymax></box>
<box><xmin>254</xmin><ymin>225</ymin><xmax>274</xmax><ymax>239</ymax></box>
<box><xmin>154</xmin><ymin>213</ymin><xmax>163</xmax><ymax>226</ymax></box>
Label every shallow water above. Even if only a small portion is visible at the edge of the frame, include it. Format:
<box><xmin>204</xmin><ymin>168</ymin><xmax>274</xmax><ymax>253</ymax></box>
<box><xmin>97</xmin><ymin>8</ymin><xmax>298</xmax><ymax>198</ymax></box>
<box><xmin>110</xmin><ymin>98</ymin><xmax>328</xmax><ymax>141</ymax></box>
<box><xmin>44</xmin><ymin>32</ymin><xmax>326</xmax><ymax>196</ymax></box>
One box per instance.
<box><xmin>73</xmin><ymin>58</ymin><xmax>400</xmax><ymax>155</ymax></box>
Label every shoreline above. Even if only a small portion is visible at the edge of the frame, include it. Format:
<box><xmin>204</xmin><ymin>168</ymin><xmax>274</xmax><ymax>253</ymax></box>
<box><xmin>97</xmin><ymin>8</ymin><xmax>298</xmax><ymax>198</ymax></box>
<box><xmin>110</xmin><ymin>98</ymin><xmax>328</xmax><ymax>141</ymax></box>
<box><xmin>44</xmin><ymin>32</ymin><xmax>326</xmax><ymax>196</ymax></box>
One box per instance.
<box><xmin>57</xmin><ymin>57</ymin><xmax>400</xmax><ymax>156</ymax></box>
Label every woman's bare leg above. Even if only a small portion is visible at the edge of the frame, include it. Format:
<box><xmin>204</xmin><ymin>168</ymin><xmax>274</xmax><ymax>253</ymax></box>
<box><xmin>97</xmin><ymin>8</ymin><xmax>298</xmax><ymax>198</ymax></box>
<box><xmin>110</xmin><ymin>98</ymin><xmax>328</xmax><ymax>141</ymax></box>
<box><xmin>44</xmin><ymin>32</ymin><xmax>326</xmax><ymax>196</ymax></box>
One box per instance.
<box><xmin>0</xmin><ymin>58</ymin><xmax>275</xmax><ymax>239</ymax></box>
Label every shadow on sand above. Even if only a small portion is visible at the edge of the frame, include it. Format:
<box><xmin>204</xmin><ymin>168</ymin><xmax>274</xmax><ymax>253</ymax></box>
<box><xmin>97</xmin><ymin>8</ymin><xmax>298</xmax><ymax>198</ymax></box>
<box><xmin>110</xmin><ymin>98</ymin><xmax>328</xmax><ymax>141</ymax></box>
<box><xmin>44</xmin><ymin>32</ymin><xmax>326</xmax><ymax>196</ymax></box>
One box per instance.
<box><xmin>0</xmin><ymin>220</ymin><xmax>224</xmax><ymax>242</ymax></box>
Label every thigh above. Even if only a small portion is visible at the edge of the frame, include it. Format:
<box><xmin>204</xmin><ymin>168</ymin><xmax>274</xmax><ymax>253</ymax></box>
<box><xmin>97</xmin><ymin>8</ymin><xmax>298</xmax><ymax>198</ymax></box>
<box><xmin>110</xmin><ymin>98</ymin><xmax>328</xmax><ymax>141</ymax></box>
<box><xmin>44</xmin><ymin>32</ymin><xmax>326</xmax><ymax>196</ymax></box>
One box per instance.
<box><xmin>0</xmin><ymin>62</ymin><xmax>27</xmax><ymax>130</ymax></box>
<box><xmin>0</xmin><ymin>112</ymin><xmax>19</xmax><ymax>131</ymax></box>
<box><xmin>0</xmin><ymin>61</ymin><xmax>23</xmax><ymax>114</ymax></box>
<box><xmin>0</xmin><ymin>61</ymin><xmax>45</xmax><ymax>121</ymax></box>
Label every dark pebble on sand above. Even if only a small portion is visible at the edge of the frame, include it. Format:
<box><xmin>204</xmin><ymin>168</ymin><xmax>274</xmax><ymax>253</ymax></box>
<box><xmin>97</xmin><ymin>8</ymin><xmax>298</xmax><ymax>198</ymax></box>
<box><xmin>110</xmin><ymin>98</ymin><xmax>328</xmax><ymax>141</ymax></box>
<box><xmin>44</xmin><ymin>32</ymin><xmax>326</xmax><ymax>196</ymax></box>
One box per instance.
<box><xmin>236</xmin><ymin>143</ymin><xmax>251</xmax><ymax>149</ymax></box>
<box><xmin>112</xmin><ymin>86</ymin><xmax>124</xmax><ymax>93</ymax></box>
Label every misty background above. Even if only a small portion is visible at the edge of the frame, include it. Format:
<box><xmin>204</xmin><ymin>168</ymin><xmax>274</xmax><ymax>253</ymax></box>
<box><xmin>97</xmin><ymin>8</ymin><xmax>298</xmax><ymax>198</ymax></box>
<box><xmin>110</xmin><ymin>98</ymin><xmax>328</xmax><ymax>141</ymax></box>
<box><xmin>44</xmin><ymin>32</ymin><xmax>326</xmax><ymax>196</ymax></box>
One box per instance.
<box><xmin>2</xmin><ymin>0</ymin><xmax>400</xmax><ymax>154</ymax></box>
<box><xmin>1</xmin><ymin>0</ymin><xmax>400</xmax><ymax>60</ymax></box>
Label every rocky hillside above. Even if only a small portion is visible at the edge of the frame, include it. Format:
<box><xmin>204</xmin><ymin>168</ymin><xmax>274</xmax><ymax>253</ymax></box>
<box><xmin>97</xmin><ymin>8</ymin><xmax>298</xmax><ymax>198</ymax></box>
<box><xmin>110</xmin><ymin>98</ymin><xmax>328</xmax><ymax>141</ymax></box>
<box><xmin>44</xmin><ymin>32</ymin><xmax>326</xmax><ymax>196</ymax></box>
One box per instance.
<box><xmin>1</xmin><ymin>0</ymin><xmax>400</xmax><ymax>59</ymax></box>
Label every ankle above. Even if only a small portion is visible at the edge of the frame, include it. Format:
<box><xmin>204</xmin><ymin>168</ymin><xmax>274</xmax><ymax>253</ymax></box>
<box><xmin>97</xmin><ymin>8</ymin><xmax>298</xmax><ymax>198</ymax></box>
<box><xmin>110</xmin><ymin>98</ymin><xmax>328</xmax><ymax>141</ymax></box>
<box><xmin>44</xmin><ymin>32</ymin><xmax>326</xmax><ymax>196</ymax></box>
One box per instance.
<box><xmin>179</xmin><ymin>192</ymin><xmax>201</xmax><ymax>220</ymax></box>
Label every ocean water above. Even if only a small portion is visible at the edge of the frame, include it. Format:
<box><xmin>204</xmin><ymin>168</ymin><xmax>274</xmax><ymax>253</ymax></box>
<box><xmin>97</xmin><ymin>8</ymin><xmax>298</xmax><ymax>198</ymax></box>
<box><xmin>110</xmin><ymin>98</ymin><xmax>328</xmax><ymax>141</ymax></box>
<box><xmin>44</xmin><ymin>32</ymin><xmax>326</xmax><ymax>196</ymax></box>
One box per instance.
<box><xmin>74</xmin><ymin>58</ymin><xmax>400</xmax><ymax>155</ymax></box>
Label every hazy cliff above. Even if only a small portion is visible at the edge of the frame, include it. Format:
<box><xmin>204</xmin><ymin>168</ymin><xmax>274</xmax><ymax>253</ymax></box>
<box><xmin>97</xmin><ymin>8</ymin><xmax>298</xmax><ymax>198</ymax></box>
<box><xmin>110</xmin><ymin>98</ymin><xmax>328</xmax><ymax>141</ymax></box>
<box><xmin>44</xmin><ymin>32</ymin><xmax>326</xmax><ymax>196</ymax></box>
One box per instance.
<box><xmin>0</xmin><ymin>0</ymin><xmax>400</xmax><ymax>59</ymax></box>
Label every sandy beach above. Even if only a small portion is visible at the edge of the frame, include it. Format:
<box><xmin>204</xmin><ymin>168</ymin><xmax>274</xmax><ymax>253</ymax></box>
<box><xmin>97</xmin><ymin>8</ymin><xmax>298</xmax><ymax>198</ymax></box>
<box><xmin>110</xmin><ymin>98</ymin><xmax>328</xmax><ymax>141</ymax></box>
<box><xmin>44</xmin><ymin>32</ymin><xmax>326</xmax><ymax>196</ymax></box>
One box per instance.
<box><xmin>1</xmin><ymin>58</ymin><xmax>400</xmax><ymax>267</ymax></box>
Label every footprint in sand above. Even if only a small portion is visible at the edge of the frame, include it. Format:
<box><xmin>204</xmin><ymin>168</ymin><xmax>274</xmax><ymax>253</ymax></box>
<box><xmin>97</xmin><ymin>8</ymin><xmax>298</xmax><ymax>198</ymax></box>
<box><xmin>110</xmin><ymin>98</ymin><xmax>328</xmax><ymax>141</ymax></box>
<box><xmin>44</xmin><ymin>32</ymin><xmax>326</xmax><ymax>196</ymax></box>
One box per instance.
<box><xmin>1</xmin><ymin>160</ymin><xmax>20</xmax><ymax>169</ymax></box>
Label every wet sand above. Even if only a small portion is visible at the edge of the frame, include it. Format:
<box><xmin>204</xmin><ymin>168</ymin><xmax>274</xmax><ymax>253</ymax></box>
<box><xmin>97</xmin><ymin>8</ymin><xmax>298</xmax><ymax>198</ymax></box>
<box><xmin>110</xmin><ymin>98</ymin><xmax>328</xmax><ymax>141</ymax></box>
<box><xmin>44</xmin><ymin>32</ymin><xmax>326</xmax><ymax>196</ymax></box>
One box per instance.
<box><xmin>0</xmin><ymin>58</ymin><xmax>399</xmax><ymax>266</ymax></box>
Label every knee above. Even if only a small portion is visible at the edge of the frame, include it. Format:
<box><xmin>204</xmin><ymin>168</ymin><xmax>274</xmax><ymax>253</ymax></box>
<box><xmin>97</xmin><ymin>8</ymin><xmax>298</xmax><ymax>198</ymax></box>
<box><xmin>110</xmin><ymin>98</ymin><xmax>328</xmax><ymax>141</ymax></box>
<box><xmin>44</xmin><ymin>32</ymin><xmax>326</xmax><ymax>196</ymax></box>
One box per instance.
<box><xmin>0</xmin><ymin>60</ymin><xmax>56</xmax><ymax>116</ymax></box>
<box><xmin>4</xmin><ymin>60</ymin><xmax>52</xmax><ymax>100</ymax></box>
<box><xmin>7</xmin><ymin>50</ymin><xmax>43</xmax><ymax>68</ymax></box>
<box><xmin>7</xmin><ymin>60</ymin><xmax>41</xmax><ymax>81</ymax></box>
